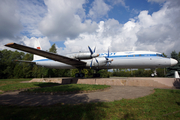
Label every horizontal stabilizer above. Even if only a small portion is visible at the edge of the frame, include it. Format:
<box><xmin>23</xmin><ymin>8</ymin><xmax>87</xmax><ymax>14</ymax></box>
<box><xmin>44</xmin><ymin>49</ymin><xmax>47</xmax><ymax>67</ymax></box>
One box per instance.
<box><xmin>14</xmin><ymin>60</ymin><xmax>36</xmax><ymax>63</ymax></box>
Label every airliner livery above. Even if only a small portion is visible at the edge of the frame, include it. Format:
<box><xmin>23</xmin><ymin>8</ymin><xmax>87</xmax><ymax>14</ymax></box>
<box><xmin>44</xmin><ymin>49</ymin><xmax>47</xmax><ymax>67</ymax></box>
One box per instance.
<box><xmin>5</xmin><ymin>40</ymin><xmax>178</xmax><ymax>77</ymax></box>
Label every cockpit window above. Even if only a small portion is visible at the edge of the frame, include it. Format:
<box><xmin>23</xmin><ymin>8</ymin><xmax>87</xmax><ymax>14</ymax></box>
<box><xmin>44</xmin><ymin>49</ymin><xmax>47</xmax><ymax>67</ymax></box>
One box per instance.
<box><xmin>156</xmin><ymin>54</ymin><xmax>165</xmax><ymax>57</ymax></box>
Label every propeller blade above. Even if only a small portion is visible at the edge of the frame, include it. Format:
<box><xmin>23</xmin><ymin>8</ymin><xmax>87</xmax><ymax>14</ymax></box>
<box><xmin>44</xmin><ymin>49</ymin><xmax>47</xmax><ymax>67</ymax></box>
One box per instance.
<box><xmin>108</xmin><ymin>48</ymin><xmax>109</xmax><ymax>58</ymax></box>
<box><xmin>95</xmin><ymin>58</ymin><xmax>98</xmax><ymax>63</ymax></box>
<box><xmin>88</xmin><ymin>46</ymin><xmax>93</xmax><ymax>55</ymax></box>
<box><xmin>105</xmin><ymin>56</ymin><xmax>108</xmax><ymax>60</ymax></box>
<box><xmin>93</xmin><ymin>47</ymin><xmax>96</xmax><ymax>53</ymax></box>
<box><xmin>90</xmin><ymin>59</ymin><xmax>93</xmax><ymax>69</ymax></box>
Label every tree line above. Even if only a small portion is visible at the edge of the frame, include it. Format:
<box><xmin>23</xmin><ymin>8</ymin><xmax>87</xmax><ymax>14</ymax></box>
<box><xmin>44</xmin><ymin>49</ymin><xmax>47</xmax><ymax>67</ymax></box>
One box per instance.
<box><xmin>0</xmin><ymin>44</ymin><xmax>180</xmax><ymax>78</ymax></box>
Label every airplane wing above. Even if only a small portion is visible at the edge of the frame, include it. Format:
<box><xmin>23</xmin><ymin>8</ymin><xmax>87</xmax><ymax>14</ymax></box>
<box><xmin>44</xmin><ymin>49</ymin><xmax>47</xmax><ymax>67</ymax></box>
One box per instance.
<box><xmin>5</xmin><ymin>43</ymin><xmax>86</xmax><ymax>67</ymax></box>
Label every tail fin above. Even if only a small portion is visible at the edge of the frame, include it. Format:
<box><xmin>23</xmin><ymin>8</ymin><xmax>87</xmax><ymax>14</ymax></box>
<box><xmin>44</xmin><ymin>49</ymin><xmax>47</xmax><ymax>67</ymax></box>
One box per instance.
<box><xmin>175</xmin><ymin>71</ymin><xmax>180</xmax><ymax>78</ymax></box>
<box><xmin>33</xmin><ymin>40</ymin><xmax>47</xmax><ymax>61</ymax></box>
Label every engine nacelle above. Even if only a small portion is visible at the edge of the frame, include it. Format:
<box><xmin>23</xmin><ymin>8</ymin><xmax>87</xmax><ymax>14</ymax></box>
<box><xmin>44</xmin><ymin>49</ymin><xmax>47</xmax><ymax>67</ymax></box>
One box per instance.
<box><xmin>74</xmin><ymin>53</ymin><xmax>99</xmax><ymax>59</ymax></box>
<box><xmin>86</xmin><ymin>57</ymin><xmax>113</xmax><ymax>67</ymax></box>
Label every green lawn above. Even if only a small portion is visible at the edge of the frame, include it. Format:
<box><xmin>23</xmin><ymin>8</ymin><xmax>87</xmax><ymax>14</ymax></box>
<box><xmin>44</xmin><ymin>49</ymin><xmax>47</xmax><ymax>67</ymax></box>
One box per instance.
<box><xmin>0</xmin><ymin>79</ymin><xmax>61</xmax><ymax>92</ymax></box>
<box><xmin>24</xmin><ymin>84</ymin><xmax>110</xmax><ymax>93</ymax></box>
<box><xmin>0</xmin><ymin>79</ymin><xmax>32</xmax><ymax>93</ymax></box>
<box><xmin>0</xmin><ymin>79</ymin><xmax>110</xmax><ymax>93</ymax></box>
<box><xmin>0</xmin><ymin>79</ymin><xmax>180</xmax><ymax>119</ymax></box>
<box><xmin>0</xmin><ymin>78</ymin><xmax>31</xmax><ymax>86</ymax></box>
<box><xmin>0</xmin><ymin>89</ymin><xmax>180</xmax><ymax>119</ymax></box>
<box><xmin>0</xmin><ymin>82</ymin><xmax>62</xmax><ymax>92</ymax></box>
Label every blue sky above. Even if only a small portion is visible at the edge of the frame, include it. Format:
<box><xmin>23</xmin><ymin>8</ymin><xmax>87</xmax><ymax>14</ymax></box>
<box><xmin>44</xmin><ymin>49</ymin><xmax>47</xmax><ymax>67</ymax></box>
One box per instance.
<box><xmin>108</xmin><ymin>0</ymin><xmax>161</xmax><ymax>23</ymax></box>
<box><xmin>0</xmin><ymin>0</ymin><xmax>180</xmax><ymax>56</ymax></box>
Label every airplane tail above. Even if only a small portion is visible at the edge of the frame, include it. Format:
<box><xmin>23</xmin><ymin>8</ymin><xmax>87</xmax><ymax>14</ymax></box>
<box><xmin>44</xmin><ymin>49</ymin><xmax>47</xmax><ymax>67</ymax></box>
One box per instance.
<box><xmin>175</xmin><ymin>71</ymin><xmax>180</xmax><ymax>79</ymax></box>
<box><xmin>33</xmin><ymin>40</ymin><xmax>47</xmax><ymax>61</ymax></box>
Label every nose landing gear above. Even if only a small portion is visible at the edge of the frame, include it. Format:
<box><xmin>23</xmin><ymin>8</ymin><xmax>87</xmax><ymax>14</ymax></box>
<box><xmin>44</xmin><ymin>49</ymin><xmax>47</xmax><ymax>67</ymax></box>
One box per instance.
<box><xmin>151</xmin><ymin>68</ymin><xmax>157</xmax><ymax>77</ymax></box>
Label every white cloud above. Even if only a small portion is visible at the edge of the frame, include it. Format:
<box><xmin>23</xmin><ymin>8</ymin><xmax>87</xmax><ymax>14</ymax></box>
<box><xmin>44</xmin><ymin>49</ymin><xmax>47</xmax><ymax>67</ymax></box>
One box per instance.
<box><xmin>0</xmin><ymin>0</ymin><xmax>22</xmax><ymax>40</ymax></box>
<box><xmin>148</xmin><ymin>0</ymin><xmax>166</xmax><ymax>3</ymax></box>
<box><xmin>61</xmin><ymin>0</ymin><xmax>180</xmax><ymax>56</ymax></box>
<box><xmin>17</xmin><ymin>0</ymin><xmax>47</xmax><ymax>37</ymax></box>
<box><xmin>62</xmin><ymin>19</ymin><xmax>136</xmax><ymax>54</ymax></box>
<box><xmin>22</xmin><ymin>36</ymin><xmax>51</xmax><ymax>51</ymax></box>
<box><xmin>39</xmin><ymin>0</ymin><xmax>98</xmax><ymax>41</ymax></box>
<box><xmin>88</xmin><ymin>0</ymin><xmax>111</xmax><ymax>21</ymax></box>
<box><xmin>135</xmin><ymin>0</ymin><xmax>180</xmax><ymax>55</ymax></box>
<box><xmin>2</xmin><ymin>36</ymin><xmax>51</xmax><ymax>52</ymax></box>
<box><xmin>107</xmin><ymin>0</ymin><xmax>129</xmax><ymax>10</ymax></box>
<box><xmin>1</xmin><ymin>0</ymin><xmax>180</xmax><ymax>58</ymax></box>
<box><xmin>0</xmin><ymin>0</ymin><xmax>49</xmax><ymax>51</ymax></box>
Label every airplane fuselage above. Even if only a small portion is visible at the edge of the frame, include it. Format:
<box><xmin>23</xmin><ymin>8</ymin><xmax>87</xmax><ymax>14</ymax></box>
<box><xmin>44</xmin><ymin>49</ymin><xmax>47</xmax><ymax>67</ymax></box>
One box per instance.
<box><xmin>34</xmin><ymin>51</ymin><xmax>177</xmax><ymax>69</ymax></box>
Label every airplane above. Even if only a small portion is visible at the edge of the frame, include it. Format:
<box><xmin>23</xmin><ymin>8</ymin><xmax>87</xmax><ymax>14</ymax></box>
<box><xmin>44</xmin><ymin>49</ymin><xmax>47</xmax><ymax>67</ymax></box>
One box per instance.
<box><xmin>5</xmin><ymin>40</ymin><xmax>178</xmax><ymax>77</ymax></box>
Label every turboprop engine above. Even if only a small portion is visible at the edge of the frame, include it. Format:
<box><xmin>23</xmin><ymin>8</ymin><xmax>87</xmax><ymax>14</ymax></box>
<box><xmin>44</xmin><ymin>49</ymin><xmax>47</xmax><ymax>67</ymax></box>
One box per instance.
<box><xmin>73</xmin><ymin>46</ymin><xmax>99</xmax><ymax>60</ymax></box>
<box><xmin>86</xmin><ymin>57</ymin><xmax>113</xmax><ymax>68</ymax></box>
<box><xmin>86</xmin><ymin>46</ymin><xmax>113</xmax><ymax>69</ymax></box>
<box><xmin>74</xmin><ymin>52</ymin><xmax>99</xmax><ymax>59</ymax></box>
<box><xmin>67</xmin><ymin>46</ymin><xmax>99</xmax><ymax>60</ymax></box>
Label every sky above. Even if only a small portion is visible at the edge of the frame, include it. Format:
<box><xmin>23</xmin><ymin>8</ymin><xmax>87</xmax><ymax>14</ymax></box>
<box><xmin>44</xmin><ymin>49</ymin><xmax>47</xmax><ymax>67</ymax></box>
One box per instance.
<box><xmin>0</xmin><ymin>0</ymin><xmax>180</xmax><ymax>56</ymax></box>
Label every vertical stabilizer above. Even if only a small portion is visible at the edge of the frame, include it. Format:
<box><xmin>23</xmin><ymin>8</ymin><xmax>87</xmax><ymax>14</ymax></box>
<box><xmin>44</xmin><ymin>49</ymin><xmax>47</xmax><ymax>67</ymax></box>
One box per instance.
<box><xmin>175</xmin><ymin>71</ymin><xmax>180</xmax><ymax>78</ymax></box>
<box><xmin>33</xmin><ymin>40</ymin><xmax>47</xmax><ymax>61</ymax></box>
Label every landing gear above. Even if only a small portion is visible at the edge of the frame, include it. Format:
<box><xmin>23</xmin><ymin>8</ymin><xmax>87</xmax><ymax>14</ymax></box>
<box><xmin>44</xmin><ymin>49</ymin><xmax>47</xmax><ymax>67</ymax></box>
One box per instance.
<box><xmin>93</xmin><ymin>73</ymin><xmax>100</xmax><ymax>77</ymax></box>
<box><xmin>75</xmin><ymin>73</ymin><xmax>85</xmax><ymax>78</ymax></box>
<box><xmin>151</xmin><ymin>68</ymin><xmax>157</xmax><ymax>77</ymax></box>
<box><xmin>74</xmin><ymin>69</ymin><xmax>101</xmax><ymax>78</ymax></box>
<box><xmin>75</xmin><ymin>69</ymin><xmax>85</xmax><ymax>78</ymax></box>
<box><xmin>93</xmin><ymin>69</ymin><xmax>100</xmax><ymax>78</ymax></box>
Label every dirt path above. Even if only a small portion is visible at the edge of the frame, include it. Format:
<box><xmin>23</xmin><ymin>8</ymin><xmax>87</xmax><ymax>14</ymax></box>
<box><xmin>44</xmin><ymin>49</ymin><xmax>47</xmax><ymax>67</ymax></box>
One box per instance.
<box><xmin>0</xmin><ymin>86</ymin><xmax>154</xmax><ymax>106</ymax></box>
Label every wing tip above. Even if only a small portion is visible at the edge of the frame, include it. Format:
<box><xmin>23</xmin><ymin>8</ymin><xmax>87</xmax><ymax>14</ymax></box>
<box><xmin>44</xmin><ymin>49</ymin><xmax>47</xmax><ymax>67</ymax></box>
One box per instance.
<box><xmin>5</xmin><ymin>43</ymin><xmax>15</xmax><ymax>46</ymax></box>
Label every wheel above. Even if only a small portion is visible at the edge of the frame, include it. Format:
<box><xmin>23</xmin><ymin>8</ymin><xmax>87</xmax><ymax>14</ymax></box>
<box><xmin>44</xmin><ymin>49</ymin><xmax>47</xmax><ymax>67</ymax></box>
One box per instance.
<box><xmin>75</xmin><ymin>73</ymin><xmax>79</xmax><ymax>78</ymax></box>
<box><xmin>151</xmin><ymin>73</ymin><xmax>154</xmax><ymax>77</ymax></box>
<box><xmin>79</xmin><ymin>73</ymin><xmax>85</xmax><ymax>78</ymax></box>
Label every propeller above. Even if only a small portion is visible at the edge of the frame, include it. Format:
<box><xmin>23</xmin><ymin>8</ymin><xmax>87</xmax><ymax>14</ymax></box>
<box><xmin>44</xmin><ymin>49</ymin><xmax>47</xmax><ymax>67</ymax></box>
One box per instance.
<box><xmin>88</xmin><ymin>46</ymin><xmax>99</xmax><ymax>69</ymax></box>
<box><xmin>105</xmin><ymin>48</ymin><xmax>113</xmax><ymax>67</ymax></box>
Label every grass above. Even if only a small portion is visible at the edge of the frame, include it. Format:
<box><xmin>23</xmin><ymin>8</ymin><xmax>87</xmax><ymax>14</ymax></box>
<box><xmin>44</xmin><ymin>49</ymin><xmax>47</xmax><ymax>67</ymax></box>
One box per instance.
<box><xmin>0</xmin><ymin>78</ymin><xmax>31</xmax><ymax>86</ymax></box>
<box><xmin>0</xmin><ymin>79</ymin><xmax>32</xmax><ymax>93</ymax></box>
<box><xmin>0</xmin><ymin>82</ymin><xmax>62</xmax><ymax>92</ymax></box>
<box><xmin>0</xmin><ymin>79</ymin><xmax>110</xmax><ymax>93</ymax></box>
<box><xmin>0</xmin><ymin>79</ymin><xmax>180</xmax><ymax>119</ymax></box>
<box><xmin>0</xmin><ymin>89</ymin><xmax>179</xmax><ymax>119</ymax></box>
<box><xmin>24</xmin><ymin>84</ymin><xmax>110</xmax><ymax>93</ymax></box>
<box><xmin>0</xmin><ymin>79</ymin><xmax>62</xmax><ymax>93</ymax></box>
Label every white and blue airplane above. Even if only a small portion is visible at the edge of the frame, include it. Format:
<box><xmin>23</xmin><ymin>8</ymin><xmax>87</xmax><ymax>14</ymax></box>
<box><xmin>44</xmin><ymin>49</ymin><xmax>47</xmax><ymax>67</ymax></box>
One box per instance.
<box><xmin>5</xmin><ymin>40</ymin><xmax>178</xmax><ymax>77</ymax></box>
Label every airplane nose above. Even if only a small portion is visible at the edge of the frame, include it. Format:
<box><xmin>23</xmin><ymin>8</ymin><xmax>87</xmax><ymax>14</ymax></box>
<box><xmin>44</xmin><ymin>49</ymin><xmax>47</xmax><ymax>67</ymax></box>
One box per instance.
<box><xmin>170</xmin><ymin>58</ymin><xmax>178</xmax><ymax>66</ymax></box>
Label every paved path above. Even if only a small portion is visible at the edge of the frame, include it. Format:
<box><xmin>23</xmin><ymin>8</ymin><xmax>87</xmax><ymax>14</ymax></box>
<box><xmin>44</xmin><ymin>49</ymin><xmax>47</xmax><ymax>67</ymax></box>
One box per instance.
<box><xmin>0</xmin><ymin>86</ymin><xmax>154</xmax><ymax>106</ymax></box>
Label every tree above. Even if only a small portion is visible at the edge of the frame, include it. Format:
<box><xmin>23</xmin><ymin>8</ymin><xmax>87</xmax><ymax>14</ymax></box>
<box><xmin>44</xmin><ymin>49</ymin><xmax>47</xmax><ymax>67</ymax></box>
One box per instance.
<box><xmin>98</xmin><ymin>69</ymin><xmax>111</xmax><ymax>78</ymax></box>
<box><xmin>49</xmin><ymin>43</ymin><xmax>57</xmax><ymax>53</ymax></box>
<box><xmin>0</xmin><ymin>50</ymin><xmax>25</xmax><ymax>78</ymax></box>
<box><xmin>162</xmin><ymin>53</ymin><xmax>167</xmax><ymax>57</ymax></box>
<box><xmin>22</xmin><ymin>53</ymin><xmax>33</xmax><ymax>78</ymax></box>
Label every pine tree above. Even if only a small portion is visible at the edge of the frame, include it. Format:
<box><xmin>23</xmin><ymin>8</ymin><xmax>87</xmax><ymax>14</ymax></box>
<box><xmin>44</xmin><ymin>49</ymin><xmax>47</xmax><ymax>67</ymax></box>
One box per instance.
<box><xmin>49</xmin><ymin>43</ymin><xmax>57</xmax><ymax>53</ymax></box>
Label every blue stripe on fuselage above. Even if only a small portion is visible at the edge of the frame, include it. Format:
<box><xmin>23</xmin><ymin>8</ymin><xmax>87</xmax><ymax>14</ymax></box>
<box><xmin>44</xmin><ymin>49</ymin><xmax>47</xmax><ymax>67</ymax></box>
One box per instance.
<box><xmin>33</xmin><ymin>59</ymin><xmax>53</xmax><ymax>62</ymax></box>
<box><xmin>100</xmin><ymin>54</ymin><xmax>162</xmax><ymax>58</ymax></box>
<box><xmin>33</xmin><ymin>54</ymin><xmax>167</xmax><ymax>62</ymax></box>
